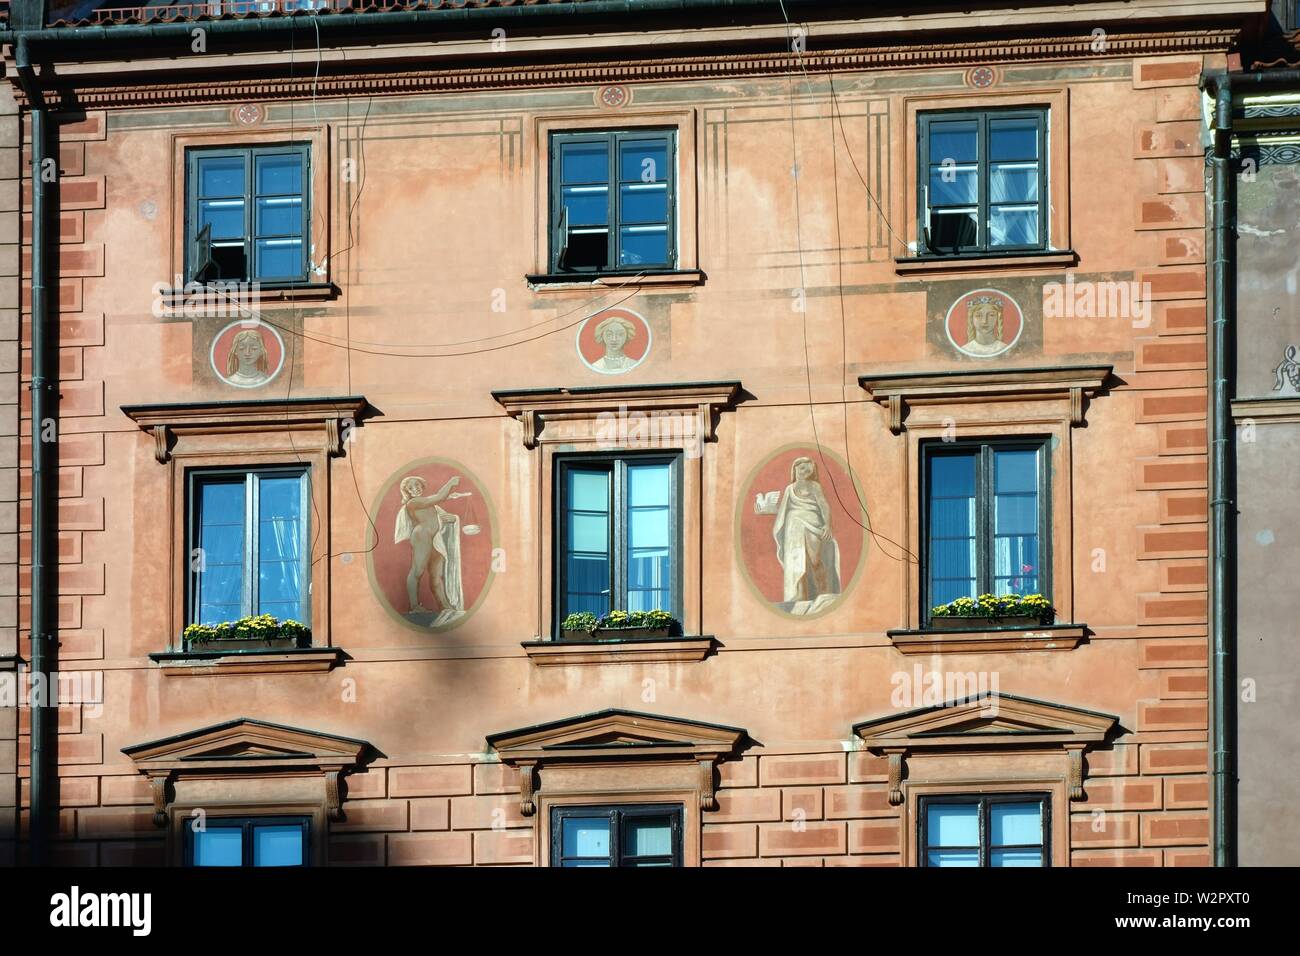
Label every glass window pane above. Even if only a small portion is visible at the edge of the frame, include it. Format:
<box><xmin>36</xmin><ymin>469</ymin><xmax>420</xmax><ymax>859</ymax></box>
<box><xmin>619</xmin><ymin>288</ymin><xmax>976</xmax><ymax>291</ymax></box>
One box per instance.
<box><xmin>620</xmin><ymin>138</ymin><xmax>669</xmax><ymax>183</ymax></box>
<box><xmin>255</xmin><ymin>153</ymin><xmax>303</xmax><ymax>196</ymax></box>
<box><xmin>991</xmin><ymin>802</ymin><xmax>1043</xmax><ymax>846</ymax></box>
<box><xmin>254</xmin><ymin>238</ymin><xmax>303</xmax><ymax>279</ymax></box>
<box><xmin>562</xmin><ymin>817</ymin><xmax>611</xmax><ymax>859</ymax></box>
<box><xmin>568</xmin><ymin>513</ymin><xmax>609</xmax><ymax>555</ymax></box>
<box><xmin>928</xmin><ymin>849</ymin><xmax>980</xmax><ymax>867</ymax></box>
<box><xmin>930</xmin><ymin>209</ymin><xmax>978</xmax><ymax>249</ymax></box>
<box><xmin>623</xmin><ymin>816</ymin><xmax>673</xmax><ymax>857</ymax></box>
<box><xmin>259</xmin><ymin>476</ymin><xmax>303</xmax><ymax>521</ymax></box>
<box><xmin>995</xmin><ymin>449</ymin><xmax>1038</xmax><ymax>494</ymax></box>
<box><xmin>928</xmin><ymin>803</ymin><xmax>979</xmax><ymax>847</ymax></box>
<box><xmin>253</xmin><ymin>825</ymin><xmax>304</xmax><ymax>866</ymax></box>
<box><xmin>991</xmin><ymin>848</ymin><xmax>1043</xmax><ymax>867</ymax></box>
<box><xmin>566</xmin><ymin>552</ymin><xmax>610</xmax><ymax>601</ymax></box>
<box><xmin>193</xmin><ymin>827</ymin><xmax>243</xmax><ymax>866</ymax></box>
<box><xmin>989</xmin><ymin>206</ymin><xmax>1038</xmax><ymax>246</ymax></box>
<box><xmin>561</xmin><ymin>141</ymin><xmax>609</xmax><ymax>184</ymax></box>
<box><xmin>990</xmin><ymin>162</ymin><xmax>1039</xmax><ymax>204</ymax></box>
<box><xmin>932</xmin><ymin>577</ymin><xmax>976</xmax><ymax>606</ymax></box>
<box><xmin>931</xmin><ymin>454</ymin><xmax>977</xmax><ymax>497</ymax></box>
<box><xmin>561</xmin><ymin>186</ymin><xmax>609</xmax><ymax>227</ymax></box>
<box><xmin>928</xmin><ymin>166</ymin><xmax>977</xmax><ymax>206</ymax></box>
<box><xmin>928</xmin><ymin>120</ymin><xmax>978</xmax><ymax>163</ymax></box>
<box><xmin>256</xmin><ymin>196</ymin><xmax>303</xmax><ymax>237</ymax></box>
<box><xmin>619</xmin><ymin>183</ymin><xmax>668</xmax><ymax>225</ymax></box>
<box><xmin>989</xmin><ymin>118</ymin><xmax>1040</xmax><ymax>162</ymax></box>
<box><xmin>198</xmin><ymin>156</ymin><xmax>245</xmax><ymax>197</ymax></box>
<box><xmin>628</xmin><ymin>464</ymin><xmax>670</xmax><ymax>507</ymax></box>
<box><xmin>199</xmin><ymin>200</ymin><xmax>245</xmax><ymax>241</ymax></box>
<box><xmin>569</xmin><ymin>469</ymin><xmax>610</xmax><ymax>511</ymax></box>
<box><xmin>994</xmin><ymin>496</ymin><xmax>1037</xmax><ymax>536</ymax></box>
<box><xmin>618</xmin><ymin>224</ymin><xmax>669</xmax><ymax>266</ymax></box>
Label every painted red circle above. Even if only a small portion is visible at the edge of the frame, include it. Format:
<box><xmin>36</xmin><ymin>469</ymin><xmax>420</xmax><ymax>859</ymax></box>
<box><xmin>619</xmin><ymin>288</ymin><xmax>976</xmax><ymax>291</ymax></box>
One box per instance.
<box><xmin>944</xmin><ymin>289</ymin><xmax>1024</xmax><ymax>356</ymax></box>
<box><xmin>577</xmin><ymin>308</ymin><xmax>651</xmax><ymax>371</ymax></box>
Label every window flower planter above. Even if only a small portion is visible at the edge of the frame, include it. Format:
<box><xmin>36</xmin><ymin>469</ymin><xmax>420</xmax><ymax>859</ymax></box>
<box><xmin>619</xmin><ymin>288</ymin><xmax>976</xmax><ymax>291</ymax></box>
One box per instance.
<box><xmin>187</xmin><ymin>635</ymin><xmax>306</xmax><ymax>652</ymax></box>
<box><xmin>562</xmin><ymin>626</ymin><xmax>672</xmax><ymax>642</ymax></box>
<box><xmin>927</xmin><ymin>614</ymin><xmax>1050</xmax><ymax>631</ymax></box>
<box><xmin>928</xmin><ymin>594</ymin><xmax>1054</xmax><ymax>630</ymax></box>
<box><xmin>183</xmin><ymin>615</ymin><xmax>311</xmax><ymax>652</ymax></box>
<box><xmin>560</xmin><ymin>610</ymin><xmax>678</xmax><ymax>642</ymax></box>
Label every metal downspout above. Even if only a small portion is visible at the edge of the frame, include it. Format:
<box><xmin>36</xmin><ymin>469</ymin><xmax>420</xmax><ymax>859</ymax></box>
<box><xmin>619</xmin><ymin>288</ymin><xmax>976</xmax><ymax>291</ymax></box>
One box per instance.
<box><xmin>1205</xmin><ymin>73</ymin><xmax>1235</xmax><ymax>869</ymax></box>
<box><xmin>14</xmin><ymin>34</ymin><xmax>55</xmax><ymax>867</ymax></box>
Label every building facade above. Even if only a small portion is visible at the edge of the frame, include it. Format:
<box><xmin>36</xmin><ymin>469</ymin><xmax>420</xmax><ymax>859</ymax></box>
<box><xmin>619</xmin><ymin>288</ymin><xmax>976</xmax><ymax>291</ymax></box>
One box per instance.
<box><xmin>0</xmin><ymin>0</ymin><xmax>1274</xmax><ymax>867</ymax></box>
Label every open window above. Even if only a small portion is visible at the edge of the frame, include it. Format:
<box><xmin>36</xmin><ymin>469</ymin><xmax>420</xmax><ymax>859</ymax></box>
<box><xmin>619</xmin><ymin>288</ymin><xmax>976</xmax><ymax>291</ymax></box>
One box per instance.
<box><xmin>185</xmin><ymin>143</ymin><xmax>311</xmax><ymax>284</ymax></box>
<box><xmin>550</xmin><ymin>129</ymin><xmax>676</xmax><ymax>274</ymax></box>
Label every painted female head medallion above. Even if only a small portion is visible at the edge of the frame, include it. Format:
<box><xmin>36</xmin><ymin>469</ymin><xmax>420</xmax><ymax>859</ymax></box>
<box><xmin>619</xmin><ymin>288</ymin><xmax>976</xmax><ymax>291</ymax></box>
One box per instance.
<box><xmin>210</xmin><ymin>319</ymin><xmax>285</xmax><ymax>389</ymax></box>
<box><xmin>576</xmin><ymin>308</ymin><xmax>651</xmax><ymax>374</ymax></box>
<box><xmin>944</xmin><ymin>288</ymin><xmax>1024</xmax><ymax>359</ymax></box>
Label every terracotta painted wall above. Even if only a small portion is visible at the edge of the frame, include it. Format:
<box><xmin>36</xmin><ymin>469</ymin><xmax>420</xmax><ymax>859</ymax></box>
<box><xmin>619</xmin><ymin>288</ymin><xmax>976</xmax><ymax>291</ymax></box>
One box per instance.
<box><xmin>10</xmin><ymin>43</ymin><xmax>1218</xmax><ymax>866</ymax></box>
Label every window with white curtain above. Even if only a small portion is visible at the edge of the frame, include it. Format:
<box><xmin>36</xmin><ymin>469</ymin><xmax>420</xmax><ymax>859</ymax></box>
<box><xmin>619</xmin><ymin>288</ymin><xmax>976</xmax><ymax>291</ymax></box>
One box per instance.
<box><xmin>187</xmin><ymin>467</ymin><xmax>310</xmax><ymax>628</ymax></box>
<box><xmin>918</xmin><ymin>108</ymin><xmax>1047</xmax><ymax>256</ymax></box>
<box><xmin>550</xmin><ymin>804</ymin><xmax>683</xmax><ymax>867</ymax></box>
<box><xmin>922</xmin><ymin>440</ymin><xmax>1049</xmax><ymax>619</ymax></box>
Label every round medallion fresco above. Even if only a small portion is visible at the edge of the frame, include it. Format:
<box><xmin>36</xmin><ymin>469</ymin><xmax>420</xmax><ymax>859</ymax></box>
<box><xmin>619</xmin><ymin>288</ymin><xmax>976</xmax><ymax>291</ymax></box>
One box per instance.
<box><xmin>368</xmin><ymin>457</ymin><xmax>497</xmax><ymax>632</ymax></box>
<box><xmin>735</xmin><ymin>444</ymin><xmax>868</xmax><ymax>618</ymax></box>
<box><xmin>576</xmin><ymin>307</ymin><xmax>651</xmax><ymax>375</ymax></box>
<box><xmin>209</xmin><ymin>319</ymin><xmax>285</xmax><ymax>389</ymax></box>
<box><xmin>944</xmin><ymin>288</ymin><xmax>1024</xmax><ymax>359</ymax></box>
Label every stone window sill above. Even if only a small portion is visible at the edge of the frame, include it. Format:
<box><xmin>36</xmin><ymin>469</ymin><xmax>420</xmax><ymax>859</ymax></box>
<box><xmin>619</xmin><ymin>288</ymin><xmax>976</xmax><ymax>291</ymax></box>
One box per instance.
<box><xmin>149</xmin><ymin>646</ymin><xmax>345</xmax><ymax>676</ymax></box>
<box><xmin>895</xmin><ymin>250</ymin><xmax>1077</xmax><ymax>276</ymax></box>
<box><xmin>886</xmin><ymin>624</ymin><xmax>1086</xmax><ymax>655</ymax></box>
<box><xmin>156</xmin><ymin>281</ymin><xmax>339</xmax><ymax>309</ymax></box>
<box><xmin>521</xmin><ymin>635</ymin><xmax>717</xmax><ymax>665</ymax></box>
<box><xmin>525</xmin><ymin>269</ymin><xmax>705</xmax><ymax>293</ymax></box>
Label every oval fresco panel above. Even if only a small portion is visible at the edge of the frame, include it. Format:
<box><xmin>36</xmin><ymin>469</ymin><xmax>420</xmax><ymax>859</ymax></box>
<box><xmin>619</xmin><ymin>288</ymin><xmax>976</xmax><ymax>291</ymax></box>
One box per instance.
<box><xmin>735</xmin><ymin>444</ymin><xmax>867</xmax><ymax>618</ymax></box>
<box><xmin>576</xmin><ymin>307</ymin><xmax>651</xmax><ymax>374</ymax></box>
<box><xmin>368</xmin><ymin>457</ymin><xmax>497</xmax><ymax>633</ymax></box>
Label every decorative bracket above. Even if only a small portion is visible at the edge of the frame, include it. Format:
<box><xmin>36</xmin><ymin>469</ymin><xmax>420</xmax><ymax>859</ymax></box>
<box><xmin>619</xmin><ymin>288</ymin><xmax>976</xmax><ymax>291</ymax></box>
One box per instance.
<box><xmin>698</xmin><ymin>759</ymin><xmax>716</xmax><ymax>811</ymax></box>
<box><xmin>886</xmin><ymin>749</ymin><xmax>907</xmax><ymax>806</ymax></box>
<box><xmin>1066</xmin><ymin>745</ymin><xmax>1086</xmax><ymax>801</ymax></box>
<box><xmin>518</xmin><ymin>762</ymin><xmax>537</xmax><ymax>817</ymax></box>
<box><xmin>150</xmin><ymin>425</ymin><xmax>170</xmax><ymax>464</ymax></box>
<box><xmin>325</xmin><ymin>769</ymin><xmax>344</xmax><ymax>821</ymax></box>
<box><xmin>148</xmin><ymin>771</ymin><xmax>173</xmax><ymax>827</ymax></box>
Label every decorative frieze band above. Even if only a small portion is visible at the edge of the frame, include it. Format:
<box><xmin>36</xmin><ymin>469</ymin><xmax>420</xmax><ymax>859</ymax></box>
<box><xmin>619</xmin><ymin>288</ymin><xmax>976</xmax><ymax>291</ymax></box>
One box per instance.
<box><xmin>11</xmin><ymin>29</ymin><xmax>1237</xmax><ymax>110</ymax></box>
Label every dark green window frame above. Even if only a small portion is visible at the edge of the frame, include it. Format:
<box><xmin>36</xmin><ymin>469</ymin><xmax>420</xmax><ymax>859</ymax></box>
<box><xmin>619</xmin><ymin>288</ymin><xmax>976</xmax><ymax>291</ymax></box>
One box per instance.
<box><xmin>183</xmin><ymin>815</ymin><xmax>311</xmax><ymax>867</ymax></box>
<box><xmin>917</xmin><ymin>108</ymin><xmax>1047</xmax><ymax>256</ymax></box>
<box><xmin>185</xmin><ymin>466</ymin><xmax>312</xmax><ymax>631</ymax></box>
<box><xmin>920</xmin><ymin>438</ymin><xmax>1052</xmax><ymax>624</ymax></box>
<box><xmin>184</xmin><ymin>143</ymin><xmax>311</xmax><ymax>284</ymax></box>
<box><xmin>553</xmin><ymin>452</ymin><xmax>683</xmax><ymax>637</ymax></box>
<box><xmin>550</xmin><ymin>804</ymin><xmax>684</xmax><ymax>867</ymax></box>
<box><xmin>548</xmin><ymin>129</ymin><xmax>677</xmax><ymax>274</ymax></box>
<box><xmin>918</xmin><ymin>793</ymin><xmax>1050</xmax><ymax>867</ymax></box>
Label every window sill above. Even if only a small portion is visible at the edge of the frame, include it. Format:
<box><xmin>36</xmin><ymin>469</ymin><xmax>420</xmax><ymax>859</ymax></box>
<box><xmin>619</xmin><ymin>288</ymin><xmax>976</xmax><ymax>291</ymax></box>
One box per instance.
<box><xmin>885</xmin><ymin>624</ymin><xmax>1086</xmax><ymax>655</ymax></box>
<box><xmin>894</xmin><ymin>250</ymin><xmax>1077</xmax><ymax>276</ymax></box>
<box><xmin>157</xmin><ymin>281</ymin><xmax>339</xmax><ymax>309</ymax></box>
<box><xmin>525</xmin><ymin>269</ymin><xmax>705</xmax><ymax>293</ymax></box>
<box><xmin>149</xmin><ymin>646</ymin><xmax>345</xmax><ymax>676</ymax></box>
<box><xmin>520</xmin><ymin>635</ymin><xmax>717</xmax><ymax>666</ymax></box>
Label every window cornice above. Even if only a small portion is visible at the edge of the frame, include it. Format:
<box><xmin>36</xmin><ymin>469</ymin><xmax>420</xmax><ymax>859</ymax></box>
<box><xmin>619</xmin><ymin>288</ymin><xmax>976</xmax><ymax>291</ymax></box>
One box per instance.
<box><xmin>859</xmin><ymin>364</ymin><xmax>1111</xmax><ymax>433</ymax></box>
<box><xmin>121</xmin><ymin>395</ymin><xmax>369</xmax><ymax>462</ymax></box>
<box><xmin>493</xmin><ymin>380</ymin><xmax>741</xmax><ymax>449</ymax></box>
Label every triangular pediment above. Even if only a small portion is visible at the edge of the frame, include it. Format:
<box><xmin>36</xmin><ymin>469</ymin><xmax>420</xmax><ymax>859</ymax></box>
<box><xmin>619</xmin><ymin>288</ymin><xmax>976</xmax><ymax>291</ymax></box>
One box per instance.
<box><xmin>123</xmin><ymin>718</ymin><xmax>370</xmax><ymax>771</ymax></box>
<box><xmin>488</xmin><ymin>709</ymin><xmax>747</xmax><ymax>762</ymax></box>
<box><xmin>853</xmin><ymin>693</ymin><xmax>1117</xmax><ymax>750</ymax></box>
